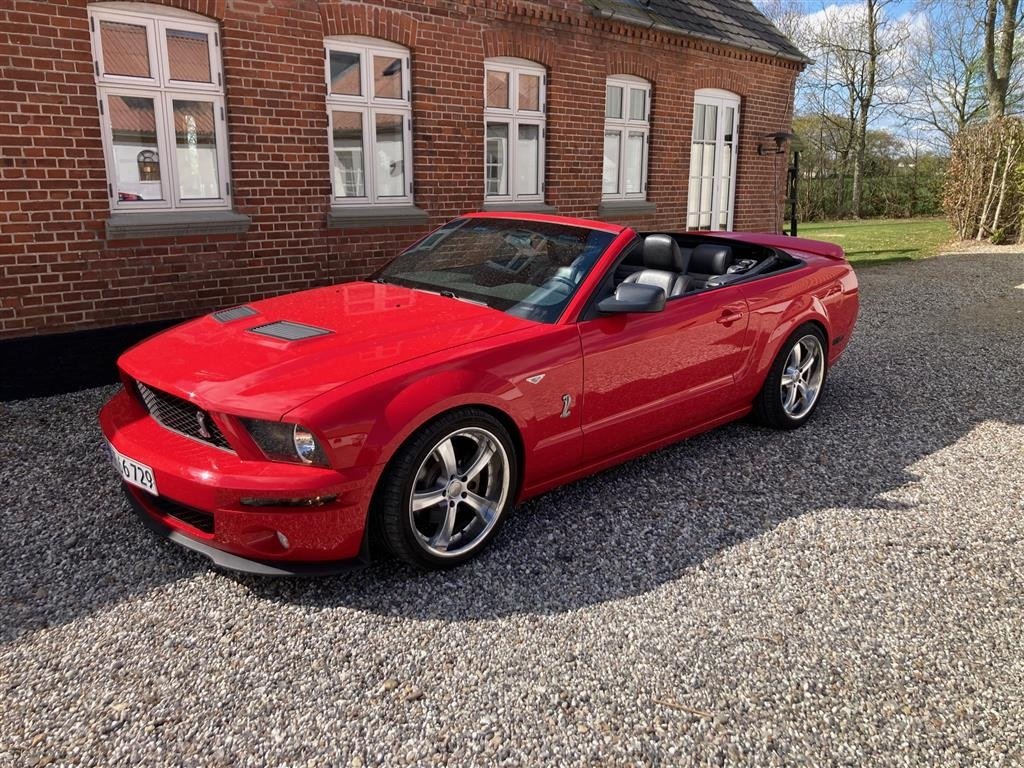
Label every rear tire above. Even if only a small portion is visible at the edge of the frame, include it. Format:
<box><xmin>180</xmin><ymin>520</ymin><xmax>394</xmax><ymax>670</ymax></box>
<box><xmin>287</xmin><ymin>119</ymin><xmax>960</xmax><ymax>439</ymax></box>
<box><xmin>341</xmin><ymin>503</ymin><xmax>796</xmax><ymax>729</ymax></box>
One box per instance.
<box><xmin>753</xmin><ymin>323</ymin><xmax>828</xmax><ymax>430</ymax></box>
<box><xmin>372</xmin><ymin>409</ymin><xmax>518</xmax><ymax>569</ymax></box>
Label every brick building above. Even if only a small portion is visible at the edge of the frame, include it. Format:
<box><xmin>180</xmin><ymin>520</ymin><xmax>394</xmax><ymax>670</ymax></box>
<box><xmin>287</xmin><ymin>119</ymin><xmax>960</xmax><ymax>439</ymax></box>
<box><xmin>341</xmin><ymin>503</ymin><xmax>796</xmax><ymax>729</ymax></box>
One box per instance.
<box><xmin>0</xmin><ymin>0</ymin><xmax>805</xmax><ymax>392</ymax></box>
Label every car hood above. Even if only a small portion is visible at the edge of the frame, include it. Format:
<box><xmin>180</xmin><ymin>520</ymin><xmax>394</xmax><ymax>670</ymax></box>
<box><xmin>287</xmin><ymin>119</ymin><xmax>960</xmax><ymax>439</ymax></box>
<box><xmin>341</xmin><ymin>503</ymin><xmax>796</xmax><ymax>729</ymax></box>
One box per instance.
<box><xmin>118</xmin><ymin>281</ymin><xmax>533</xmax><ymax>417</ymax></box>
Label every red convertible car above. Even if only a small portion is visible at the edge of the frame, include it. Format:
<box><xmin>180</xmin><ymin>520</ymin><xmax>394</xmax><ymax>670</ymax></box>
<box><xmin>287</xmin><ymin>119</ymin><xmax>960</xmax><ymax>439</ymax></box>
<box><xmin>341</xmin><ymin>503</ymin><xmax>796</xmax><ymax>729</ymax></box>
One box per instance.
<box><xmin>99</xmin><ymin>213</ymin><xmax>858</xmax><ymax>574</ymax></box>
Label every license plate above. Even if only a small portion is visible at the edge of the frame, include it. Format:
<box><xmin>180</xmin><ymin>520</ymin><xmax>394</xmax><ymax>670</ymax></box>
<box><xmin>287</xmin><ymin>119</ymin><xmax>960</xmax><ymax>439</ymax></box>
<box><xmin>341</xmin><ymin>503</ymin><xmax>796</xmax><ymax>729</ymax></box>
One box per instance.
<box><xmin>109</xmin><ymin>444</ymin><xmax>158</xmax><ymax>496</ymax></box>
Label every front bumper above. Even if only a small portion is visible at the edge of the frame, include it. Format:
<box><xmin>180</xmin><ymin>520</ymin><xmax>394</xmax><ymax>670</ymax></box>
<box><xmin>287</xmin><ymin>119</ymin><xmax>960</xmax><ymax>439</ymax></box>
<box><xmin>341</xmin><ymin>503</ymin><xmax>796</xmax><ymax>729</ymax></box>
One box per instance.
<box><xmin>99</xmin><ymin>387</ymin><xmax>381</xmax><ymax>573</ymax></box>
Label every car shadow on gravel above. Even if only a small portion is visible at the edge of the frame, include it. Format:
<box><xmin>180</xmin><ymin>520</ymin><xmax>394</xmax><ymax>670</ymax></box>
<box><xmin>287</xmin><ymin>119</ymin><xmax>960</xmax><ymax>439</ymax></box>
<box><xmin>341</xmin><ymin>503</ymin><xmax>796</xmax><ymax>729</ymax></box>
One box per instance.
<box><xmin>237</xmin><ymin>254</ymin><xmax>1024</xmax><ymax>621</ymax></box>
<box><xmin>2</xmin><ymin>254</ymin><xmax>1022</xmax><ymax>637</ymax></box>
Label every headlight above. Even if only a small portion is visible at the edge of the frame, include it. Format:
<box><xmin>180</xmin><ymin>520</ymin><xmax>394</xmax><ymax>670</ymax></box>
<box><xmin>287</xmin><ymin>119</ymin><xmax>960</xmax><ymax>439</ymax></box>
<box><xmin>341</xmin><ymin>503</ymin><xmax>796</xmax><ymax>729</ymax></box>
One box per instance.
<box><xmin>242</xmin><ymin>419</ymin><xmax>329</xmax><ymax>467</ymax></box>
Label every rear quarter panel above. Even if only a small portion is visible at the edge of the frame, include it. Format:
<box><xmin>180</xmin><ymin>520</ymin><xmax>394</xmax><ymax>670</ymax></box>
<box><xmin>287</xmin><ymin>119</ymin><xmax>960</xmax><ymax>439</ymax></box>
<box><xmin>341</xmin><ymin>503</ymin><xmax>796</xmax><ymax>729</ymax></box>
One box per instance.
<box><xmin>734</xmin><ymin>253</ymin><xmax>858</xmax><ymax>400</ymax></box>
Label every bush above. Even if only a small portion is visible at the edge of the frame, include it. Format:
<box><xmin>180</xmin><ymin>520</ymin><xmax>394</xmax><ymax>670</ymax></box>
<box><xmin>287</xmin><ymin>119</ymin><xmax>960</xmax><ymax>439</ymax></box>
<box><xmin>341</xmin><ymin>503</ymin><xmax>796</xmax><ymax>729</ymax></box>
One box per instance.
<box><xmin>944</xmin><ymin>119</ymin><xmax>1024</xmax><ymax>242</ymax></box>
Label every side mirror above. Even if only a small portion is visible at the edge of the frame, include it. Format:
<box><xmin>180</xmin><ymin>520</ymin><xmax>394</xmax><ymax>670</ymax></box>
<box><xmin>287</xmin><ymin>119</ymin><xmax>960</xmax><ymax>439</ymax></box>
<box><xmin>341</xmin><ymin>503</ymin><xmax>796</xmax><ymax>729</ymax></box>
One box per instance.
<box><xmin>597</xmin><ymin>282</ymin><xmax>666</xmax><ymax>314</ymax></box>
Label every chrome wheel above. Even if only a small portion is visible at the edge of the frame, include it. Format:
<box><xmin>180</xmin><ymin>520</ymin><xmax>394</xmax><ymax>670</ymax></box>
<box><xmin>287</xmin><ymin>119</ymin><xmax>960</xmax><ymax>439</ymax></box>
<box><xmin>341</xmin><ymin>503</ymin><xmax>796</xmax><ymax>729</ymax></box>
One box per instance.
<box><xmin>780</xmin><ymin>334</ymin><xmax>825</xmax><ymax>419</ymax></box>
<box><xmin>408</xmin><ymin>427</ymin><xmax>510</xmax><ymax>558</ymax></box>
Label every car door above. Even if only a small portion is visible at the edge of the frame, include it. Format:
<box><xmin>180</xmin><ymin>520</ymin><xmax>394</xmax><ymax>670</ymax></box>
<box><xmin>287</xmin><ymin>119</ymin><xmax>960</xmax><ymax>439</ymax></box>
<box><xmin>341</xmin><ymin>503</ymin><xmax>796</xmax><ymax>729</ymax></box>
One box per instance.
<box><xmin>577</xmin><ymin>288</ymin><xmax>749</xmax><ymax>463</ymax></box>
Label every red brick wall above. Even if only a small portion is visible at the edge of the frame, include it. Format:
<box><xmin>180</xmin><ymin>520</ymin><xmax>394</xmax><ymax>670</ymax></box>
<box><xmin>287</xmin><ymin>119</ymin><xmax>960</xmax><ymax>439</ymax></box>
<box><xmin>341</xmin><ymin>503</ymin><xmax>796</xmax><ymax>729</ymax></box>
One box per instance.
<box><xmin>0</xmin><ymin>0</ymin><xmax>801</xmax><ymax>339</ymax></box>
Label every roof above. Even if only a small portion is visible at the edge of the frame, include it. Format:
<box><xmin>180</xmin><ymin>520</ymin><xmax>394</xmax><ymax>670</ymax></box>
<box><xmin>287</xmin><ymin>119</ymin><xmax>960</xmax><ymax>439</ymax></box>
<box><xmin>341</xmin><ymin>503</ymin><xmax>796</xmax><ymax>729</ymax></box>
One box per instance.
<box><xmin>585</xmin><ymin>0</ymin><xmax>809</xmax><ymax>64</ymax></box>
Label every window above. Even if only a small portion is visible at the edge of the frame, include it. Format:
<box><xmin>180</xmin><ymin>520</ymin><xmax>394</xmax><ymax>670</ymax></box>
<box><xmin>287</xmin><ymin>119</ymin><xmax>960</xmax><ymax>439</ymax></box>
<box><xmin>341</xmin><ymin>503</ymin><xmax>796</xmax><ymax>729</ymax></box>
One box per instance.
<box><xmin>326</xmin><ymin>37</ymin><xmax>412</xmax><ymax>205</ymax></box>
<box><xmin>688</xmin><ymin>89</ymin><xmax>740</xmax><ymax>230</ymax></box>
<box><xmin>603</xmin><ymin>76</ymin><xmax>650</xmax><ymax>200</ymax></box>
<box><xmin>88</xmin><ymin>4</ymin><xmax>230</xmax><ymax>211</ymax></box>
<box><xmin>484</xmin><ymin>58</ymin><xmax>546</xmax><ymax>202</ymax></box>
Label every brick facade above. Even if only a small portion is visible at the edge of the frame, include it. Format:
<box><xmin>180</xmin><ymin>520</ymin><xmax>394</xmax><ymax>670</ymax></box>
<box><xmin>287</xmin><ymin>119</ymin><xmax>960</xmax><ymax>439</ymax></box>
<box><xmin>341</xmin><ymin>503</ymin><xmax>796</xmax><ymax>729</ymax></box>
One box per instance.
<box><xmin>0</xmin><ymin>0</ymin><xmax>801</xmax><ymax>339</ymax></box>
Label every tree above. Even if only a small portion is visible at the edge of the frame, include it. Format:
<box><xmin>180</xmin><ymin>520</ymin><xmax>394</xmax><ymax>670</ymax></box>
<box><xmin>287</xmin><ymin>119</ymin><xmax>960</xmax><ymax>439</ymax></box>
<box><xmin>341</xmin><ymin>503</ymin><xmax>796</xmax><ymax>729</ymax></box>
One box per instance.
<box><xmin>796</xmin><ymin>1</ymin><xmax>908</xmax><ymax>218</ymax></box>
<box><xmin>902</xmin><ymin>4</ymin><xmax>987</xmax><ymax>148</ymax></box>
<box><xmin>984</xmin><ymin>0</ymin><xmax>1022</xmax><ymax>119</ymax></box>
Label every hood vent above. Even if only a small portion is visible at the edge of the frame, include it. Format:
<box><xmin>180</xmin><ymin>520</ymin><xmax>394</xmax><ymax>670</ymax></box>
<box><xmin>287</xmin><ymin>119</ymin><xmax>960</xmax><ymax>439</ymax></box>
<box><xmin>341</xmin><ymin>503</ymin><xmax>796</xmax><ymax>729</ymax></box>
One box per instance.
<box><xmin>213</xmin><ymin>305</ymin><xmax>258</xmax><ymax>323</ymax></box>
<box><xmin>247</xmin><ymin>320</ymin><xmax>332</xmax><ymax>341</ymax></box>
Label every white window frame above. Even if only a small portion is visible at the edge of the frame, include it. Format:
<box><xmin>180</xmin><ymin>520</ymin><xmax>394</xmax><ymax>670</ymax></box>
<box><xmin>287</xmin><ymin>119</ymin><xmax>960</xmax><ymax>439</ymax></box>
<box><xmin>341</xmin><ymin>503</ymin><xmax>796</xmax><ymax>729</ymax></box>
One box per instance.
<box><xmin>603</xmin><ymin>75</ymin><xmax>651</xmax><ymax>201</ymax></box>
<box><xmin>325</xmin><ymin>36</ymin><xmax>413</xmax><ymax>206</ymax></box>
<box><xmin>687</xmin><ymin>88</ymin><xmax>740</xmax><ymax>231</ymax></box>
<box><xmin>484</xmin><ymin>57</ymin><xmax>546</xmax><ymax>203</ymax></box>
<box><xmin>88</xmin><ymin>4</ymin><xmax>230</xmax><ymax>212</ymax></box>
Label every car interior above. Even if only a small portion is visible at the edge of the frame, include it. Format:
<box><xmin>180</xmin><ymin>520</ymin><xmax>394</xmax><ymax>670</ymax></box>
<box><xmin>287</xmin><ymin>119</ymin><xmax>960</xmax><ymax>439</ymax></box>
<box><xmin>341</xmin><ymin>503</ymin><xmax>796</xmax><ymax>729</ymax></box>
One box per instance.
<box><xmin>606</xmin><ymin>231</ymin><xmax>803</xmax><ymax>297</ymax></box>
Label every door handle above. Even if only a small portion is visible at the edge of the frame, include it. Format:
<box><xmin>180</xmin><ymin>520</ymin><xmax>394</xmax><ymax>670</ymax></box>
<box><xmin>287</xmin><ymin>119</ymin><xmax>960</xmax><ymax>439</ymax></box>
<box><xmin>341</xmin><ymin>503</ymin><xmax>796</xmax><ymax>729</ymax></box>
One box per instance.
<box><xmin>716</xmin><ymin>309</ymin><xmax>743</xmax><ymax>325</ymax></box>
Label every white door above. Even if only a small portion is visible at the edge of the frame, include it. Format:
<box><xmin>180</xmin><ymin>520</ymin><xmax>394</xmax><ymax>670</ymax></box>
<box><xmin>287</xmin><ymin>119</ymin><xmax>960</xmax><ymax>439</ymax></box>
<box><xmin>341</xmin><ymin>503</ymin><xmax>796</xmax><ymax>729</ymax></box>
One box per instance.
<box><xmin>687</xmin><ymin>89</ymin><xmax>740</xmax><ymax>231</ymax></box>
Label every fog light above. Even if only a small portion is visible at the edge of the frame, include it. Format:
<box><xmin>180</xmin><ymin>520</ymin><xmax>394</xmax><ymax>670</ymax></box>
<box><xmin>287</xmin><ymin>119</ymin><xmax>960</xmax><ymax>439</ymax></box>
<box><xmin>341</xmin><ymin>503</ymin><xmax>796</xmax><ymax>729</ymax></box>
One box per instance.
<box><xmin>275</xmin><ymin>531</ymin><xmax>289</xmax><ymax>550</ymax></box>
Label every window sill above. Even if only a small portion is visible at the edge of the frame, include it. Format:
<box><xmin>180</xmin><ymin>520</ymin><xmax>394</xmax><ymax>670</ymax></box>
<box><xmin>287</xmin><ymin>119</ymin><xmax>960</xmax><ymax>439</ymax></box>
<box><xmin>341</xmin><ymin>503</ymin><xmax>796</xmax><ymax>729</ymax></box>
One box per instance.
<box><xmin>105</xmin><ymin>210</ymin><xmax>251</xmax><ymax>240</ymax></box>
<box><xmin>327</xmin><ymin>204</ymin><xmax>429</xmax><ymax>229</ymax></box>
<box><xmin>598</xmin><ymin>200</ymin><xmax>658</xmax><ymax>218</ymax></box>
<box><xmin>481</xmin><ymin>201</ymin><xmax>557</xmax><ymax>215</ymax></box>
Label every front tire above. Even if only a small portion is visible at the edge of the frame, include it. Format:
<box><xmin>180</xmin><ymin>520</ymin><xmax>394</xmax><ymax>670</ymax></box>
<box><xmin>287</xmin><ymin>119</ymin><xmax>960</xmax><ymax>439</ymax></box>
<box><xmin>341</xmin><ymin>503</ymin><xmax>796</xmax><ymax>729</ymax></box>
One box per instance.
<box><xmin>753</xmin><ymin>323</ymin><xmax>828</xmax><ymax>429</ymax></box>
<box><xmin>373</xmin><ymin>409</ymin><xmax>518</xmax><ymax>569</ymax></box>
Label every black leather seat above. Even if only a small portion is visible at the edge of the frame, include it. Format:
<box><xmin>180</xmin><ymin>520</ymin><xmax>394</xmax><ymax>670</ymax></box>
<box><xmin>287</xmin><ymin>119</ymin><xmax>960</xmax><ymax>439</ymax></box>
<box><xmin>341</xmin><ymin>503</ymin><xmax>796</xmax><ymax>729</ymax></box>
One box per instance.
<box><xmin>622</xmin><ymin>234</ymin><xmax>692</xmax><ymax>298</ymax></box>
<box><xmin>688</xmin><ymin>243</ymin><xmax>734</xmax><ymax>289</ymax></box>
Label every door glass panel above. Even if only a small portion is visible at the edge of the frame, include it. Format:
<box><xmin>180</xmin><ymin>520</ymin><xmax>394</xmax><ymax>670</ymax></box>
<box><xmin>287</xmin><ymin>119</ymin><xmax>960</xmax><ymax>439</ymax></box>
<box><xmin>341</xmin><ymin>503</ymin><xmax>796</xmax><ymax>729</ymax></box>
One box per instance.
<box><xmin>173</xmin><ymin>100</ymin><xmax>220</xmax><ymax>200</ymax></box>
<box><xmin>517</xmin><ymin>124</ymin><xmax>540</xmax><ymax>195</ymax></box>
<box><xmin>330</xmin><ymin>51</ymin><xmax>361</xmax><ymax>95</ymax></box>
<box><xmin>606</xmin><ymin>85</ymin><xmax>623</xmax><ymax>119</ymax></box>
<box><xmin>485</xmin><ymin>122</ymin><xmax>508</xmax><ymax>196</ymax></box>
<box><xmin>374</xmin><ymin>113</ymin><xmax>406</xmax><ymax>197</ymax></box>
<box><xmin>373</xmin><ymin>55</ymin><xmax>403</xmax><ymax>100</ymax></box>
<box><xmin>629</xmin><ymin>89</ymin><xmax>646</xmax><ymax>121</ymax></box>
<box><xmin>518</xmin><ymin>73</ymin><xmax>541</xmax><ymax>111</ymax></box>
<box><xmin>486</xmin><ymin>70</ymin><xmax>509</xmax><ymax>109</ymax></box>
<box><xmin>166</xmin><ymin>28</ymin><xmax>211</xmax><ymax>82</ymax></box>
<box><xmin>332</xmin><ymin>111</ymin><xmax>365</xmax><ymax>198</ymax></box>
<box><xmin>603</xmin><ymin>131</ymin><xmax>620</xmax><ymax>194</ymax></box>
<box><xmin>109</xmin><ymin>95</ymin><xmax>162</xmax><ymax>201</ymax></box>
<box><xmin>703</xmin><ymin>105</ymin><xmax>718</xmax><ymax>142</ymax></box>
<box><xmin>624</xmin><ymin>132</ymin><xmax>644</xmax><ymax>194</ymax></box>
<box><xmin>101</xmin><ymin>20</ymin><xmax>151</xmax><ymax>78</ymax></box>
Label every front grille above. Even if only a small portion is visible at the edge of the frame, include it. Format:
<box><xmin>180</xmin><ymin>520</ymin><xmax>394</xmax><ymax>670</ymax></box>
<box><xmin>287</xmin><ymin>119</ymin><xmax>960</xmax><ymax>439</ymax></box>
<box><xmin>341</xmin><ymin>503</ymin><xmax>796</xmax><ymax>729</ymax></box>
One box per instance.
<box><xmin>135</xmin><ymin>381</ymin><xmax>233</xmax><ymax>451</ymax></box>
<box><xmin>147</xmin><ymin>494</ymin><xmax>215</xmax><ymax>534</ymax></box>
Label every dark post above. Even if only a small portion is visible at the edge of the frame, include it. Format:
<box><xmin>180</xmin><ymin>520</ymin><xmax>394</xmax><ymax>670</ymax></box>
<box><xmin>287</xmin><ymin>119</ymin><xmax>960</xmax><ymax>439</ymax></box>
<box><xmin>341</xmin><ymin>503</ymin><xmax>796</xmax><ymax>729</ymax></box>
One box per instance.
<box><xmin>788</xmin><ymin>150</ymin><xmax>800</xmax><ymax>237</ymax></box>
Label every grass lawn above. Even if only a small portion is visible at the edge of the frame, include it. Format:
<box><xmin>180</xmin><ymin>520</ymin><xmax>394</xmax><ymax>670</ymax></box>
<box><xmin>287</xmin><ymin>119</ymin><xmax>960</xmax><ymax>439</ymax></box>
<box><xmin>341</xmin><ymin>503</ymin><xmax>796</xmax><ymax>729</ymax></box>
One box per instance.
<box><xmin>797</xmin><ymin>217</ymin><xmax>955</xmax><ymax>265</ymax></box>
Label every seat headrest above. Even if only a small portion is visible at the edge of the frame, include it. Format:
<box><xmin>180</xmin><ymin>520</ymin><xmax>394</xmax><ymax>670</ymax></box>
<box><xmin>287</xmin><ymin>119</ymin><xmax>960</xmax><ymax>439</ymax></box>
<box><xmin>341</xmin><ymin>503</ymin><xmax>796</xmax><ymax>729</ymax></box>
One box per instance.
<box><xmin>690</xmin><ymin>243</ymin><xmax>734</xmax><ymax>275</ymax></box>
<box><xmin>642</xmin><ymin>234</ymin><xmax>688</xmax><ymax>272</ymax></box>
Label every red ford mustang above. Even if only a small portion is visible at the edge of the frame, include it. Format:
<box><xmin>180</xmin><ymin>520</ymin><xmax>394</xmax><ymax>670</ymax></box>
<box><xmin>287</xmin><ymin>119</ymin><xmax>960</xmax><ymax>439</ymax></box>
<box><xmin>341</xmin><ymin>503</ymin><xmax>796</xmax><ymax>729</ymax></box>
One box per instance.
<box><xmin>99</xmin><ymin>213</ymin><xmax>858</xmax><ymax>574</ymax></box>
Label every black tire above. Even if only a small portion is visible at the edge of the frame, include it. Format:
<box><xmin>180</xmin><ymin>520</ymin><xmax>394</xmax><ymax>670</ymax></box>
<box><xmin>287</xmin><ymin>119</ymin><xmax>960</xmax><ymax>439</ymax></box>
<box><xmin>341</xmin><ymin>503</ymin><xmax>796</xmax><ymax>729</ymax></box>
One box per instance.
<box><xmin>372</xmin><ymin>408</ymin><xmax>519</xmax><ymax>569</ymax></box>
<box><xmin>752</xmin><ymin>323</ymin><xmax>829</xmax><ymax>430</ymax></box>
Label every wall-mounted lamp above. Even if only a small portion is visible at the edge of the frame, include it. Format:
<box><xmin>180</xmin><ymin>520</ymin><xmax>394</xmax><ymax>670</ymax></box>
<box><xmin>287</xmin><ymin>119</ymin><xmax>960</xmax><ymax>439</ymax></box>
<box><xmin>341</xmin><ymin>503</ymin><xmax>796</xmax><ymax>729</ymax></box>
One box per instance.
<box><xmin>757</xmin><ymin>131</ymin><xmax>796</xmax><ymax>156</ymax></box>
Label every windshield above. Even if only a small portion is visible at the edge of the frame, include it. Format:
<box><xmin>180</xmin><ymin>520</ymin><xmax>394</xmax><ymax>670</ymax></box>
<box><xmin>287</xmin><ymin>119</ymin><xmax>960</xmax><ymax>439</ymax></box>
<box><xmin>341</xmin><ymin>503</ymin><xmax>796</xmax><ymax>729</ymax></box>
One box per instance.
<box><xmin>375</xmin><ymin>218</ymin><xmax>616</xmax><ymax>323</ymax></box>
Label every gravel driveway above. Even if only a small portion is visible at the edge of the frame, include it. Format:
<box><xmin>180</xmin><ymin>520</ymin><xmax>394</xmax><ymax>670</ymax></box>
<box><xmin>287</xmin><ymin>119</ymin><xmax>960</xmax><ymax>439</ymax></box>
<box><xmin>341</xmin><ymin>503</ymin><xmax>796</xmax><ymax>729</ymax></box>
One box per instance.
<box><xmin>2</xmin><ymin>252</ymin><xmax>1023</xmax><ymax>767</ymax></box>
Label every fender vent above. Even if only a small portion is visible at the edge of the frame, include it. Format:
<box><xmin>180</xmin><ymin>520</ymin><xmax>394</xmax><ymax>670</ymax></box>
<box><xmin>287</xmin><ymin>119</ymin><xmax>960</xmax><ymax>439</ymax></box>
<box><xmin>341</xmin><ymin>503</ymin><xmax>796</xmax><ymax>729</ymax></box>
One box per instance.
<box><xmin>212</xmin><ymin>305</ymin><xmax>258</xmax><ymax>323</ymax></box>
<box><xmin>248</xmin><ymin>320</ymin><xmax>332</xmax><ymax>341</ymax></box>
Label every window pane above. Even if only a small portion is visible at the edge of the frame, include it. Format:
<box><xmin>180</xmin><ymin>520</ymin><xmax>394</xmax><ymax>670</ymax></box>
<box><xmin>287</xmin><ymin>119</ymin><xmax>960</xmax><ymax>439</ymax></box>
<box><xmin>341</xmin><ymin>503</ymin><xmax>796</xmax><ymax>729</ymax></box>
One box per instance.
<box><xmin>173</xmin><ymin>100</ymin><xmax>220</xmax><ymax>200</ymax></box>
<box><xmin>606</xmin><ymin>85</ymin><xmax>623</xmax><ymax>119</ymax></box>
<box><xmin>373</xmin><ymin>55</ymin><xmax>403</xmax><ymax>100</ymax></box>
<box><xmin>624</xmin><ymin>131</ymin><xmax>644</xmax><ymax>194</ymax></box>
<box><xmin>693</xmin><ymin>104</ymin><xmax>705</xmax><ymax>140</ymax></box>
<box><xmin>332</xmin><ymin>111</ymin><xmax>365</xmax><ymax>198</ymax></box>
<box><xmin>487</xmin><ymin>70</ymin><xmax>509</xmax><ymax>109</ymax></box>
<box><xmin>703</xmin><ymin>104</ymin><xmax>718</xmax><ymax>142</ymax></box>
<box><xmin>375</xmin><ymin>113</ymin><xmax>406</xmax><ymax>197</ymax></box>
<box><xmin>109</xmin><ymin>95</ymin><xmax>162</xmax><ymax>201</ymax></box>
<box><xmin>518</xmin><ymin>73</ymin><xmax>541</xmax><ymax>111</ymax></box>
<box><xmin>603</xmin><ymin>131</ymin><xmax>620</xmax><ymax>194</ymax></box>
<box><xmin>517</xmin><ymin>124</ymin><xmax>540</xmax><ymax>196</ymax></box>
<box><xmin>724</xmin><ymin>107</ymin><xmax>735</xmax><ymax>143</ymax></box>
<box><xmin>485</xmin><ymin>122</ymin><xmax>508</xmax><ymax>196</ymax></box>
<box><xmin>630</xmin><ymin>89</ymin><xmax>646</xmax><ymax>121</ymax></box>
<box><xmin>330</xmin><ymin>51</ymin><xmax>361</xmax><ymax>95</ymax></box>
<box><xmin>101</xmin><ymin>20</ymin><xmax>151</xmax><ymax>78</ymax></box>
<box><xmin>166</xmin><ymin>28</ymin><xmax>211</xmax><ymax>82</ymax></box>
